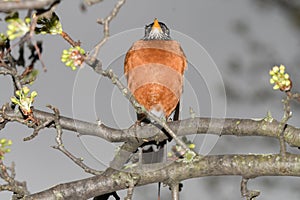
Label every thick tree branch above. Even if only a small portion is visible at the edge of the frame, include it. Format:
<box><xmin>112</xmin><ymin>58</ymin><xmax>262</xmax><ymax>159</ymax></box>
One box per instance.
<box><xmin>25</xmin><ymin>153</ymin><xmax>300</xmax><ymax>199</ymax></box>
<box><xmin>1</xmin><ymin>108</ymin><xmax>300</xmax><ymax>147</ymax></box>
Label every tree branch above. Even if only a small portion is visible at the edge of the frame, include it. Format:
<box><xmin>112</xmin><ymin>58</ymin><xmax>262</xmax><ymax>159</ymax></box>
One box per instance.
<box><xmin>241</xmin><ymin>177</ymin><xmax>260</xmax><ymax>200</ymax></box>
<box><xmin>91</xmin><ymin>0</ymin><xmax>126</xmax><ymax>58</ymax></box>
<box><xmin>0</xmin><ymin>160</ymin><xmax>28</xmax><ymax>199</ymax></box>
<box><xmin>170</xmin><ymin>183</ymin><xmax>179</xmax><ymax>200</ymax></box>
<box><xmin>47</xmin><ymin>105</ymin><xmax>102</xmax><ymax>175</ymax></box>
<box><xmin>0</xmin><ymin>0</ymin><xmax>61</xmax><ymax>12</ymax></box>
<box><xmin>25</xmin><ymin>153</ymin><xmax>300</xmax><ymax>199</ymax></box>
<box><xmin>2</xmin><ymin>108</ymin><xmax>300</xmax><ymax>148</ymax></box>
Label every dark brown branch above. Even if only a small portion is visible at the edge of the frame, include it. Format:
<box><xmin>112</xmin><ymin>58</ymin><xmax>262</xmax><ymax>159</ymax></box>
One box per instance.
<box><xmin>26</xmin><ymin>153</ymin><xmax>300</xmax><ymax>199</ymax></box>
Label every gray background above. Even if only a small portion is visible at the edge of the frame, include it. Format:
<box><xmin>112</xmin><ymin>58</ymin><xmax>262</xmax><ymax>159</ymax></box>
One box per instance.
<box><xmin>1</xmin><ymin>0</ymin><xmax>300</xmax><ymax>199</ymax></box>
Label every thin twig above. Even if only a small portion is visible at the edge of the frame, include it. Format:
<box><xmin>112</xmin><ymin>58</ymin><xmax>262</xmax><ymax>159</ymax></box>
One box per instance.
<box><xmin>23</xmin><ymin>118</ymin><xmax>53</xmax><ymax>141</ymax></box>
<box><xmin>170</xmin><ymin>183</ymin><xmax>180</xmax><ymax>200</ymax></box>
<box><xmin>91</xmin><ymin>0</ymin><xmax>126</xmax><ymax>58</ymax></box>
<box><xmin>124</xmin><ymin>181</ymin><xmax>134</xmax><ymax>200</ymax></box>
<box><xmin>0</xmin><ymin>159</ymin><xmax>28</xmax><ymax>198</ymax></box>
<box><xmin>84</xmin><ymin>0</ymin><xmax>104</xmax><ymax>6</ymax></box>
<box><xmin>8</xmin><ymin>162</ymin><xmax>16</xmax><ymax>179</ymax></box>
<box><xmin>32</xmin><ymin>41</ymin><xmax>47</xmax><ymax>72</ymax></box>
<box><xmin>47</xmin><ymin>105</ymin><xmax>102</xmax><ymax>175</ymax></box>
<box><xmin>240</xmin><ymin>177</ymin><xmax>260</xmax><ymax>200</ymax></box>
<box><xmin>278</xmin><ymin>92</ymin><xmax>293</xmax><ymax>156</ymax></box>
<box><xmin>60</xmin><ymin>31</ymin><xmax>81</xmax><ymax>47</ymax></box>
<box><xmin>1</xmin><ymin>56</ymin><xmax>23</xmax><ymax>91</ymax></box>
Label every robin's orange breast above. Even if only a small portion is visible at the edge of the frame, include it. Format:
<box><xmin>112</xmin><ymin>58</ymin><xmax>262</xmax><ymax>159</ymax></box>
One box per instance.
<box><xmin>124</xmin><ymin>40</ymin><xmax>186</xmax><ymax>118</ymax></box>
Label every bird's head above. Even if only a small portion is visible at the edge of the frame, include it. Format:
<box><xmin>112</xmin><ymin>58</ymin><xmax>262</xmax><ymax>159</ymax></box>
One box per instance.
<box><xmin>143</xmin><ymin>18</ymin><xmax>171</xmax><ymax>40</ymax></box>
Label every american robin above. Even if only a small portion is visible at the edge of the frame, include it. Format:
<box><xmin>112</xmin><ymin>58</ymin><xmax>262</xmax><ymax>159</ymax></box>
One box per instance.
<box><xmin>124</xmin><ymin>19</ymin><xmax>186</xmax><ymax>164</ymax></box>
<box><xmin>124</xmin><ymin>18</ymin><xmax>186</xmax><ymax>199</ymax></box>
<box><xmin>124</xmin><ymin>18</ymin><xmax>186</xmax><ymax>125</ymax></box>
<box><xmin>124</xmin><ymin>18</ymin><xmax>187</xmax><ymax>166</ymax></box>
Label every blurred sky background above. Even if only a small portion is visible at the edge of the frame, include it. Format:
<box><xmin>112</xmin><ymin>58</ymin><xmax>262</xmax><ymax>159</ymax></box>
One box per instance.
<box><xmin>1</xmin><ymin>0</ymin><xmax>300</xmax><ymax>199</ymax></box>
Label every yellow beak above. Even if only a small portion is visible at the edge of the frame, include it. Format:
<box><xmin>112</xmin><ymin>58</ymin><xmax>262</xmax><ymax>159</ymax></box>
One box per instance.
<box><xmin>152</xmin><ymin>18</ymin><xmax>162</xmax><ymax>30</ymax></box>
